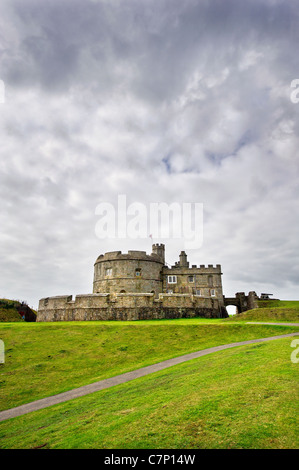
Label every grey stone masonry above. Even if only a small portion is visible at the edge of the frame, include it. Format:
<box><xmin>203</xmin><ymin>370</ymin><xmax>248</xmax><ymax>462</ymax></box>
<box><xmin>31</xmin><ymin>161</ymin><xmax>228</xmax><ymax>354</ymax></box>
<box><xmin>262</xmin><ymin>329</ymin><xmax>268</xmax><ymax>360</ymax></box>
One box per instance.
<box><xmin>37</xmin><ymin>244</ymin><xmax>229</xmax><ymax>321</ymax></box>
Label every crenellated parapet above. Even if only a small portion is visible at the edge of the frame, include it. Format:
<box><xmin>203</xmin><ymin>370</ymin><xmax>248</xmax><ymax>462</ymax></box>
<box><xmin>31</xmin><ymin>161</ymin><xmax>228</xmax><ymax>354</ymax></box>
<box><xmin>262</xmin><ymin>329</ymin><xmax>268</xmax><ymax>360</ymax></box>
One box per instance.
<box><xmin>37</xmin><ymin>291</ymin><xmax>226</xmax><ymax>322</ymax></box>
<box><xmin>37</xmin><ymin>244</ymin><xmax>228</xmax><ymax>321</ymax></box>
<box><xmin>93</xmin><ymin>246</ymin><xmax>165</xmax><ymax>297</ymax></box>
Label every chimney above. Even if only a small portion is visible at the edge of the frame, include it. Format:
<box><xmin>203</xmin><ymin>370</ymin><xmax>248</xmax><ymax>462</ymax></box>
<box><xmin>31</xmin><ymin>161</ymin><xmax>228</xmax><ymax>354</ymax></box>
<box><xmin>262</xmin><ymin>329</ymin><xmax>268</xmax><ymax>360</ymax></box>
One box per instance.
<box><xmin>179</xmin><ymin>251</ymin><xmax>189</xmax><ymax>267</ymax></box>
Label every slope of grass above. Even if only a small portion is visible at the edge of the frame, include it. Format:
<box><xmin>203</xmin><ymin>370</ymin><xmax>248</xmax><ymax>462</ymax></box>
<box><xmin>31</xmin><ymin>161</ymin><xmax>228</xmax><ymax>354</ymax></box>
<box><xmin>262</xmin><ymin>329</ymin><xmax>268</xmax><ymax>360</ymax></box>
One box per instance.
<box><xmin>257</xmin><ymin>300</ymin><xmax>299</xmax><ymax>309</ymax></box>
<box><xmin>226</xmin><ymin>307</ymin><xmax>299</xmax><ymax>323</ymax></box>
<box><xmin>0</xmin><ymin>299</ymin><xmax>24</xmax><ymax>323</ymax></box>
<box><xmin>0</xmin><ymin>337</ymin><xmax>298</xmax><ymax>449</ymax></box>
<box><xmin>0</xmin><ymin>320</ymin><xmax>298</xmax><ymax>412</ymax></box>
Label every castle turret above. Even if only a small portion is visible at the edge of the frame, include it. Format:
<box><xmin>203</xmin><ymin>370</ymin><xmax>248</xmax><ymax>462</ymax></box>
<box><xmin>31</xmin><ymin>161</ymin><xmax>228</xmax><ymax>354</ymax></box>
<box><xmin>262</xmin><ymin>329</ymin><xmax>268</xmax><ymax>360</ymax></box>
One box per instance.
<box><xmin>151</xmin><ymin>243</ymin><xmax>165</xmax><ymax>264</ymax></box>
<box><xmin>179</xmin><ymin>250</ymin><xmax>189</xmax><ymax>267</ymax></box>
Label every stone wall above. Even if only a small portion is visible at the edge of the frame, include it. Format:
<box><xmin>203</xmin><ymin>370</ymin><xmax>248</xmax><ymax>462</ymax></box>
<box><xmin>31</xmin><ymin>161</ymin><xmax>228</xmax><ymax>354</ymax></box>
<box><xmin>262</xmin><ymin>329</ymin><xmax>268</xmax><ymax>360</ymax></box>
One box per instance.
<box><xmin>37</xmin><ymin>292</ymin><xmax>227</xmax><ymax>322</ymax></box>
<box><xmin>93</xmin><ymin>250</ymin><xmax>164</xmax><ymax>296</ymax></box>
<box><xmin>163</xmin><ymin>264</ymin><xmax>224</xmax><ymax>300</ymax></box>
<box><xmin>223</xmin><ymin>291</ymin><xmax>259</xmax><ymax>313</ymax></box>
<box><xmin>247</xmin><ymin>291</ymin><xmax>259</xmax><ymax>310</ymax></box>
<box><xmin>37</xmin><ymin>244</ymin><xmax>229</xmax><ymax>322</ymax></box>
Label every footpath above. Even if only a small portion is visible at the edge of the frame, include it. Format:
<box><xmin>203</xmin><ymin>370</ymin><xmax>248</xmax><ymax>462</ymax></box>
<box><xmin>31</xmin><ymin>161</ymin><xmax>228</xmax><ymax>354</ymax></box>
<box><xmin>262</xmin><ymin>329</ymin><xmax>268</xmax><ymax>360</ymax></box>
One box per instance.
<box><xmin>0</xmin><ymin>329</ymin><xmax>298</xmax><ymax>423</ymax></box>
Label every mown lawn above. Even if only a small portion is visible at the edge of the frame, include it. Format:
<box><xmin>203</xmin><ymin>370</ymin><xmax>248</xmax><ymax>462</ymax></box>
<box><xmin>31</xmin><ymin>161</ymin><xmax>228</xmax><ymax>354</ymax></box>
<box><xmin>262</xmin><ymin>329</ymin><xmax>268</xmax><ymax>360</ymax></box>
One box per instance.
<box><xmin>257</xmin><ymin>300</ymin><xmax>299</xmax><ymax>309</ymax></box>
<box><xmin>226</xmin><ymin>307</ymin><xmax>299</xmax><ymax>322</ymax></box>
<box><xmin>0</xmin><ymin>337</ymin><xmax>298</xmax><ymax>449</ymax></box>
<box><xmin>0</xmin><ymin>320</ymin><xmax>298</xmax><ymax>412</ymax></box>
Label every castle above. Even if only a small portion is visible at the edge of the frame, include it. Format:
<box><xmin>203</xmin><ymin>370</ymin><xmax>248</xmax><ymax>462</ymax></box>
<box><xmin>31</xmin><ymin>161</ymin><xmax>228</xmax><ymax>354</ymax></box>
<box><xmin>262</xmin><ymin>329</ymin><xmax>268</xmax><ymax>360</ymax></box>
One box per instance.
<box><xmin>37</xmin><ymin>244</ymin><xmax>256</xmax><ymax>321</ymax></box>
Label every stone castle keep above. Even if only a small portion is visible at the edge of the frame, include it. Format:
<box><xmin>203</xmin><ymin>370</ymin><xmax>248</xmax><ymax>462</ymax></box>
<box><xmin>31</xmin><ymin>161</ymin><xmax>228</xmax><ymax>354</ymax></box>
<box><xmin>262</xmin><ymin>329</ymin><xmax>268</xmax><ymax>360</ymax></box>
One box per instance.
<box><xmin>37</xmin><ymin>244</ymin><xmax>257</xmax><ymax>321</ymax></box>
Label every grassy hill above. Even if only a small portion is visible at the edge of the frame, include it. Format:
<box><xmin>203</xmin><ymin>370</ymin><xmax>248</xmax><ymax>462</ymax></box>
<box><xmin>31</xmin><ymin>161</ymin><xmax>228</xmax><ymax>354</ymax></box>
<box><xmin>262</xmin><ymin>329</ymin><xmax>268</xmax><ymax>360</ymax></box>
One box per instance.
<box><xmin>1</xmin><ymin>337</ymin><xmax>298</xmax><ymax>449</ymax></box>
<box><xmin>226</xmin><ymin>300</ymin><xmax>299</xmax><ymax>322</ymax></box>
<box><xmin>0</xmin><ymin>299</ymin><xmax>24</xmax><ymax>322</ymax></box>
<box><xmin>0</xmin><ymin>300</ymin><xmax>298</xmax><ymax>449</ymax></box>
<box><xmin>2</xmin><ymin>320</ymin><xmax>298</xmax><ymax>412</ymax></box>
<box><xmin>0</xmin><ymin>299</ymin><xmax>36</xmax><ymax>322</ymax></box>
<box><xmin>0</xmin><ymin>318</ymin><xmax>298</xmax><ymax>449</ymax></box>
<box><xmin>257</xmin><ymin>300</ymin><xmax>299</xmax><ymax>309</ymax></box>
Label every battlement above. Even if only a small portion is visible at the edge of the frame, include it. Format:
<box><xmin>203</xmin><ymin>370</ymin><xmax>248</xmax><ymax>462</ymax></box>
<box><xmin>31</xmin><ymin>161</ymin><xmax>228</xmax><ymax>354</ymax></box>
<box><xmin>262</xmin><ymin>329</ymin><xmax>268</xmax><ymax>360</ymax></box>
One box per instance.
<box><xmin>95</xmin><ymin>249</ymin><xmax>163</xmax><ymax>264</ymax></box>
<box><xmin>37</xmin><ymin>291</ymin><xmax>225</xmax><ymax>321</ymax></box>
<box><xmin>38</xmin><ymin>243</ymin><xmax>227</xmax><ymax>322</ymax></box>
<box><xmin>168</xmin><ymin>264</ymin><xmax>222</xmax><ymax>271</ymax></box>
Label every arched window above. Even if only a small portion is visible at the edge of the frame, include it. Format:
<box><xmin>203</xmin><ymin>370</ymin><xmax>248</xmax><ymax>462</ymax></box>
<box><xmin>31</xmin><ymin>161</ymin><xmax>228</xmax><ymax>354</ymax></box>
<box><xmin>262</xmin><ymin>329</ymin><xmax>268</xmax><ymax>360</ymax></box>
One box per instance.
<box><xmin>135</xmin><ymin>268</ymin><xmax>141</xmax><ymax>276</ymax></box>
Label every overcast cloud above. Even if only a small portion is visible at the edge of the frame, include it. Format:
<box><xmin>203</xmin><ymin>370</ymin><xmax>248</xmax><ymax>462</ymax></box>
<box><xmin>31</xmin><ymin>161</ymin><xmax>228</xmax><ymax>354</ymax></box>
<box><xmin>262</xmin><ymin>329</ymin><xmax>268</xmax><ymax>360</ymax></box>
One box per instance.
<box><xmin>0</xmin><ymin>0</ymin><xmax>299</xmax><ymax>309</ymax></box>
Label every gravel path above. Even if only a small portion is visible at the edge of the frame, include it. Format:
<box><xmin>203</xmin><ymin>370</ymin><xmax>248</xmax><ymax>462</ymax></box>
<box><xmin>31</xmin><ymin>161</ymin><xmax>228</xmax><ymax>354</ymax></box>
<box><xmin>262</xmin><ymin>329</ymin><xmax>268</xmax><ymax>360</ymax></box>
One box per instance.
<box><xmin>0</xmin><ymin>331</ymin><xmax>298</xmax><ymax>423</ymax></box>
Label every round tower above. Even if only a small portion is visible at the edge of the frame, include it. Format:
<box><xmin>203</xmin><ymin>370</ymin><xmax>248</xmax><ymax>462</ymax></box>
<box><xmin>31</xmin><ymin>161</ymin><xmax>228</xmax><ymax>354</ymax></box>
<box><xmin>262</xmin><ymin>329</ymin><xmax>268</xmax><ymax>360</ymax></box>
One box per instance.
<box><xmin>93</xmin><ymin>248</ymin><xmax>164</xmax><ymax>296</ymax></box>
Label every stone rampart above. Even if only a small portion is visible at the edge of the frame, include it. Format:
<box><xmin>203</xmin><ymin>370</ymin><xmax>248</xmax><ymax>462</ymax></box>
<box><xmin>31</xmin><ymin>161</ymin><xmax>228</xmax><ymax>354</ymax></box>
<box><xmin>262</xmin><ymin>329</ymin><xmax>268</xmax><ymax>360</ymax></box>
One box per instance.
<box><xmin>37</xmin><ymin>292</ymin><xmax>225</xmax><ymax>322</ymax></box>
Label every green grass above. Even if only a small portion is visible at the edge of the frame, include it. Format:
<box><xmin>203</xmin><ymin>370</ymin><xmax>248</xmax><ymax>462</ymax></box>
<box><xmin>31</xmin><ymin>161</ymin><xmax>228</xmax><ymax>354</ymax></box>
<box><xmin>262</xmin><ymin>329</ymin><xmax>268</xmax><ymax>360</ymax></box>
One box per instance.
<box><xmin>226</xmin><ymin>307</ymin><xmax>299</xmax><ymax>323</ymax></box>
<box><xmin>225</xmin><ymin>299</ymin><xmax>299</xmax><ymax>323</ymax></box>
<box><xmin>257</xmin><ymin>300</ymin><xmax>299</xmax><ymax>309</ymax></box>
<box><xmin>0</xmin><ymin>337</ymin><xmax>298</xmax><ymax>449</ymax></box>
<box><xmin>0</xmin><ymin>320</ymin><xmax>298</xmax><ymax>413</ymax></box>
<box><xmin>0</xmin><ymin>299</ymin><xmax>24</xmax><ymax>323</ymax></box>
<box><xmin>0</xmin><ymin>304</ymin><xmax>298</xmax><ymax>449</ymax></box>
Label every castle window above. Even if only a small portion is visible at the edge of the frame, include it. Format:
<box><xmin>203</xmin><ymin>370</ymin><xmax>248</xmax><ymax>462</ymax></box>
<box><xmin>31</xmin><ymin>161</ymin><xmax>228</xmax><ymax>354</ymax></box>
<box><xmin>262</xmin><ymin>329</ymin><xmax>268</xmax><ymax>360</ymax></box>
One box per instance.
<box><xmin>120</xmin><ymin>290</ymin><xmax>126</xmax><ymax>293</ymax></box>
<box><xmin>210</xmin><ymin>289</ymin><xmax>216</xmax><ymax>296</ymax></box>
<box><xmin>135</xmin><ymin>268</ymin><xmax>141</xmax><ymax>276</ymax></box>
<box><xmin>105</xmin><ymin>268</ymin><xmax>112</xmax><ymax>276</ymax></box>
<box><xmin>168</xmin><ymin>275</ymin><xmax>177</xmax><ymax>284</ymax></box>
<box><xmin>195</xmin><ymin>289</ymin><xmax>201</xmax><ymax>296</ymax></box>
<box><xmin>188</xmin><ymin>275</ymin><xmax>194</xmax><ymax>283</ymax></box>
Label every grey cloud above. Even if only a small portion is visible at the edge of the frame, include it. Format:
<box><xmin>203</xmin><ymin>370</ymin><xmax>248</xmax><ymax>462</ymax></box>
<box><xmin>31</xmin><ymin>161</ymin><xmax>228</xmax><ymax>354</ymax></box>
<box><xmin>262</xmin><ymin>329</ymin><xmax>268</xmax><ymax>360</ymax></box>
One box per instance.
<box><xmin>2</xmin><ymin>0</ymin><xmax>298</xmax><ymax>95</ymax></box>
<box><xmin>0</xmin><ymin>0</ymin><xmax>298</xmax><ymax>307</ymax></box>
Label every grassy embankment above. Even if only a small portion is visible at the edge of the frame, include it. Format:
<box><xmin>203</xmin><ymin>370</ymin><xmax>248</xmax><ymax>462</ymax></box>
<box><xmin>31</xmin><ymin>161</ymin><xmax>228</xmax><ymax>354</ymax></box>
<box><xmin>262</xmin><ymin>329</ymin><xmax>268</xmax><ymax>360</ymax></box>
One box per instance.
<box><xmin>227</xmin><ymin>300</ymin><xmax>299</xmax><ymax>322</ymax></box>
<box><xmin>0</xmin><ymin>299</ymin><xmax>24</xmax><ymax>322</ymax></box>
<box><xmin>0</xmin><ymin>300</ymin><xmax>298</xmax><ymax>449</ymax></box>
<box><xmin>0</xmin><ymin>320</ymin><xmax>298</xmax><ymax>412</ymax></box>
<box><xmin>0</xmin><ymin>335</ymin><xmax>298</xmax><ymax>449</ymax></box>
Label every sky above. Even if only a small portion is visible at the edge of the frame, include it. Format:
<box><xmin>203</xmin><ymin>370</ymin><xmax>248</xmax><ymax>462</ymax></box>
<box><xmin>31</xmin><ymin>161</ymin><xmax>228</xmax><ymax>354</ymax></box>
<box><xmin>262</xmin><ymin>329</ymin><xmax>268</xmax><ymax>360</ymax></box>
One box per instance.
<box><xmin>0</xmin><ymin>0</ymin><xmax>299</xmax><ymax>310</ymax></box>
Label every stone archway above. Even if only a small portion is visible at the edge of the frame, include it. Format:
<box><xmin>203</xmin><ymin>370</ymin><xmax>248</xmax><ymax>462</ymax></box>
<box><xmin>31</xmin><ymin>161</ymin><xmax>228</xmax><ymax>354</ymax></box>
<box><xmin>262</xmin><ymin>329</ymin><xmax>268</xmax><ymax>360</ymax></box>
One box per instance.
<box><xmin>223</xmin><ymin>292</ymin><xmax>258</xmax><ymax>314</ymax></box>
<box><xmin>226</xmin><ymin>305</ymin><xmax>238</xmax><ymax>316</ymax></box>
